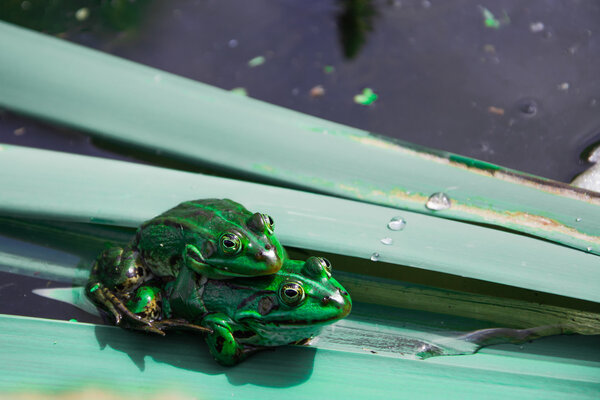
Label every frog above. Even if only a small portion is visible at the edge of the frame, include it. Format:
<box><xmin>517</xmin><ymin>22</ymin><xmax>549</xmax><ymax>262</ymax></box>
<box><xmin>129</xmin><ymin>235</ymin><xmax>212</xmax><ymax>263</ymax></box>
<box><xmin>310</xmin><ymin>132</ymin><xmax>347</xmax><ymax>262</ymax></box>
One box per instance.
<box><xmin>124</xmin><ymin>256</ymin><xmax>352</xmax><ymax>365</ymax></box>
<box><xmin>86</xmin><ymin>198</ymin><xmax>287</xmax><ymax>335</ymax></box>
<box><xmin>164</xmin><ymin>255</ymin><xmax>352</xmax><ymax>365</ymax></box>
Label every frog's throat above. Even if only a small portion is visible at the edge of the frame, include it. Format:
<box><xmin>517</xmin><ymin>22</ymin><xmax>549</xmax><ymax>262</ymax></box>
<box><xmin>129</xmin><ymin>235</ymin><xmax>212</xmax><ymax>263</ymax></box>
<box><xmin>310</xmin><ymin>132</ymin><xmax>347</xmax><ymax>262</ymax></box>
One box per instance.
<box><xmin>236</xmin><ymin>313</ymin><xmax>348</xmax><ymax>326</ymax></box>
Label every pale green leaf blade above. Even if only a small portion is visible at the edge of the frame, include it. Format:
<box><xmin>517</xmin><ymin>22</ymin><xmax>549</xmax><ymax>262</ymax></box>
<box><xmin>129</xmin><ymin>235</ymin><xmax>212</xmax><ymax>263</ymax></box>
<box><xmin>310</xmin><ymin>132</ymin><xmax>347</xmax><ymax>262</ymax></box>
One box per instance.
<box><xmin>0</xmin><ymin>21</ymin><xmax>598</xmax><ymax>255</ymax></box>
<box><xmin>0</xmin><ymin>144</ymin><xmax>598</xmax><ymax>302</ymax></box>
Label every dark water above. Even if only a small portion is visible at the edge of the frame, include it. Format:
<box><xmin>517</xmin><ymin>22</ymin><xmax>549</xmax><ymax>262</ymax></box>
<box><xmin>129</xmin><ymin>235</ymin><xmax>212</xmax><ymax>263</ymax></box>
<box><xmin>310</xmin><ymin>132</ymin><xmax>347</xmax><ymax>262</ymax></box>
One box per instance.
<box><xmin>1</xmin><ymin>0</ymin><xmax>600</xmax><ymax>181</ymax></box>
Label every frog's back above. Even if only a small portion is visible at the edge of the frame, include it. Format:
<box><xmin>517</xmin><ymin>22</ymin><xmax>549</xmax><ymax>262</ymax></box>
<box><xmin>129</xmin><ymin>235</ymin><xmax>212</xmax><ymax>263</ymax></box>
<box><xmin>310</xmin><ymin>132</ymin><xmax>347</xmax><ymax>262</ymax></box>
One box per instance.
<box><xmin>164</xmin><ymin>199</ymin><xmax>251</xmax><ymax>226</ymax></box>
<box><xmin>132</xmin><ymin>199</ymin><xmax>253</xmax><ymax>276</ymax></box>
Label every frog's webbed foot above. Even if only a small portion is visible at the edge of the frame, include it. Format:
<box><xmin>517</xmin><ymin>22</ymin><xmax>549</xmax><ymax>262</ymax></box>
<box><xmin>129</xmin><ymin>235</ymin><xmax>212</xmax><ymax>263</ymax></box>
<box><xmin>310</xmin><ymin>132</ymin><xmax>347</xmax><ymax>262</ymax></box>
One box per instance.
<box><xmin>86</xmin><ymin>282</ymin><xmax>166</xmax><ymax>336</ymax></box>
<box><xmin>202</xmin><ymin>313</ymin><xmax>265</xmax><ymax>366</ymax></box>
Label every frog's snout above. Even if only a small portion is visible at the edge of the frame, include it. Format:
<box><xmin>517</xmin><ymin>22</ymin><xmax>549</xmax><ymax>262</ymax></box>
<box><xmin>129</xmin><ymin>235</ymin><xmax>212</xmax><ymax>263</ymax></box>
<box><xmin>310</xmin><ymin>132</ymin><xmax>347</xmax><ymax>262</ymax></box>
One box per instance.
<box><xmin>254</xmin><ymin>246</ymin><xmax>282</xmax><ymax>271</ymax></box>
<box><xmin>322</xmin><ymin>288</ymin><xmax>352</xmax><ymax>316</ymax></box>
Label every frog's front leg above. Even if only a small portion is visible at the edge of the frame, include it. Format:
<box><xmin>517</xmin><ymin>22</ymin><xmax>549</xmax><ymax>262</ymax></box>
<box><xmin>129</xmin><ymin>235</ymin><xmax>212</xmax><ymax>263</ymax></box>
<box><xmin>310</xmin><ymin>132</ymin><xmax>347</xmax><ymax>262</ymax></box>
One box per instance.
<box><xmin>86</xmin><ymin>246</ymin><xmax>163</xmax><ymax>334</ymax></box>
<box><xmin>202</xmin><ymin>313</ymin><xmax>263</xmax><ymax>366</ymax></box>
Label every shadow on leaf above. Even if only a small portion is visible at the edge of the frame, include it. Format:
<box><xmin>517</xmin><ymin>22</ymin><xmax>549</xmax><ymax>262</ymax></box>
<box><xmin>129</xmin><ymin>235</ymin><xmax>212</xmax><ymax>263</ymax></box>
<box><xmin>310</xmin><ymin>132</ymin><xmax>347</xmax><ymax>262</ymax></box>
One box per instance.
<box><xmin>94</xmin><ymin>324</ymin><xmax>316</xmax><ymax>388</ymax></box>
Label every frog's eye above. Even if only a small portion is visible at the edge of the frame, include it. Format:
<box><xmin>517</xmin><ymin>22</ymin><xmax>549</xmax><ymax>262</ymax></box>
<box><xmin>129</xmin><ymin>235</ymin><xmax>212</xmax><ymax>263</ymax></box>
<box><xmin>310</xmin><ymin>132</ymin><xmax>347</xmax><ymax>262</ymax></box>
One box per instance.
<box><xmin>303</xmin><ymin>256</ymin><xmax>332</xmax><ymax>279</ymax></box>
<box><xmin>219</xmin><ymin>232</ymin><xmax>242</xmax><ymax>255</ymax></box>
<box><xmin>279</xmin><ymin>282</ymin><xmax>305</xmax><ymax>307</ymax></box>
<box><xmin>263</xmin><ymin>214</ymin><xmax>274</xmax><ymax>234</ymax></box>
<box><xmin>321</xmin><ymin>258</ymin><xmax>332</xmax><ymax>275</ymax></box>
<box><xmin>247</xmin><ymin>212</ymin><xmax>275</xmax><ymax>235</ymax></box>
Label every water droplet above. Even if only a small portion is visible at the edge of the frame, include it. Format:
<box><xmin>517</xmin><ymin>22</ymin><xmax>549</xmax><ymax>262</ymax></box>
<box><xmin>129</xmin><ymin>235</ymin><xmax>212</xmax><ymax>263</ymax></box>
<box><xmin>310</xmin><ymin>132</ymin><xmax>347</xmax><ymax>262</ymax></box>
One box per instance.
<box><xmin>576</xmin><ymin>217</ymin><xmax>582</xmax><ymax>222</ymax></box>
<box><xmin>370</xmin><ymin>252</ymin><xmax>380</xmax><ymax>262</ymax></box>
<box><xmin>426</xmin><ymin>192</ymin><xmax>451</xmax><ymax>211</ymax></box>
<box><xmin>228</xmin><ymin>39</ymin><xmax>239</xmax><ymax>48</ymax></box>
<box><xmin>380</xmin><ymin>237</ymin><xmax>393</xmax><ymax>245</ymax></box>
<box><xmin>387</xmin><ymin>216</ymin><xmax>406</xmax><ymax>231</ymax></box>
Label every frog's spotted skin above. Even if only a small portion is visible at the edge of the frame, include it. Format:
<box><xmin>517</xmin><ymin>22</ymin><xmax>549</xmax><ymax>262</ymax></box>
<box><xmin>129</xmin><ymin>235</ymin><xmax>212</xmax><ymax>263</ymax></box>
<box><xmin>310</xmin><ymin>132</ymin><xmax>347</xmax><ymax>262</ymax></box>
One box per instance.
<box><xmin>127</xmin><ymin>286</ymin><xmax>162</xmax><ymax>321</ymax></box>
<box><xmin>164</xmin><ymin>256</ymin><xmax>352</xmax><ymax>366</ymax></box>
<box><xmin>86</xmin><ymin>199</ymin><xmax>286</xmax><ymax>334</ymax></box>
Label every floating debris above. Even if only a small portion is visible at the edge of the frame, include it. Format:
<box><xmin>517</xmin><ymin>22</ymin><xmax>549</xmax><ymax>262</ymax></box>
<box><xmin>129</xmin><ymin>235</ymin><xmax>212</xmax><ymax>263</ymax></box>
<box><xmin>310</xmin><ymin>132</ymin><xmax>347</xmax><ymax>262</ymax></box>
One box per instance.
<box><xmin>426</xmin><ymin>192</ymin><xmax>451</xmax><ymax>211</ymax></box>
<box><xmin>230</xmin><ymin>87</ymin><xmax>248</xmax><ymax>96</ymax></box>
<box><xmin>576</xmin><ymin>217</ymin><xmax>582</xmax><ymax>222</ymax></box>
<box><xmin>13</xmin><ymin>127</ymin><xmax>25</xmax><ymax>136</ymax></box>
<box><xmin>529</xmin><ymin>22</ymin><xmax>544</xmax><ymax>33</ymax></box>
<box><xmin>479</xmin><ymin>7</ymin><xmax>509</xmax><ymax>29</ymax></box>
<box><xmin>354</xmin><ymin>88</ymin><xmax>378</xmax><ymax>105</ymax></box>
<box><xmin>228</xmin><ymin>39</ymin><xmax>239</xmax><ymax>48</ymax></box>
<box><xmin>557</xmin><ymin>82</ymin><xmax>570</xmax><ymax>91</ymax></box>
<box><xmin>248</xmin><ymin>56</ymin><xmax>266</xmax><ymax>67</ymax></box>
<box><xmin>387</xmin><ymin>216</ymin><xmax>406</xmax><ymax>231</ymax></box>
<box><xmin>571</xmin><ymin>144</ymin><xmax>600</xmax><ymax>192</ymax></box>
<box><xmin>75</xmin><ymin>7</ymin><xmax>90</xmax><ymax>22</ymax></box>
<box><xmin>487</xmin><ymin>106</ymin><xmax>505</xmax><ymax>115</ymax></box>
<box><xmin>370</xmin><ymin>252</ymin><xmax>380</xmax><ymax>262</ymax></box>
<box><xmin>323</xmin><ymin>65</ymin><xmax>335</xmax><ymax>74</ymax></box>
<box><xmin>310</xmin><ymin>85</ymin><xmax>325</xmax><ymax>98</ymax></box>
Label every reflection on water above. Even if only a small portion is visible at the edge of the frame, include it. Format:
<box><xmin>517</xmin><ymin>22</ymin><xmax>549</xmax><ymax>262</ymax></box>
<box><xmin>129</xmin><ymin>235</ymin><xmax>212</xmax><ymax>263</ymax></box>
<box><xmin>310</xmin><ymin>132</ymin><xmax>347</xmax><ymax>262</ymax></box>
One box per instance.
<box><xmin>0</xmin><ymin>0</ymin><xmax>148</xmax><ymax>34</ymax></box>
<box><xmin>337</xmin><ymin>0</ymin><xmax>377</xmax><ymax>59</ymax></box>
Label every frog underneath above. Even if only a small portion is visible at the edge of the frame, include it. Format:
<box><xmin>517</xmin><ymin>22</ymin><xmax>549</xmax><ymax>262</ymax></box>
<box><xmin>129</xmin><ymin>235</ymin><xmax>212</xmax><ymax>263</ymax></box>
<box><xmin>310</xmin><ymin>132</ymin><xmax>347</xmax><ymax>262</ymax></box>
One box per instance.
<box><xmin>128</xmin><ymin>256</ymin><xmax>352</xmax><ymax>365</ymax></box>
<box><xmin>86</xmin><ymin>198</ymin><xmax>286</xmax><ymax>334</ymax></box>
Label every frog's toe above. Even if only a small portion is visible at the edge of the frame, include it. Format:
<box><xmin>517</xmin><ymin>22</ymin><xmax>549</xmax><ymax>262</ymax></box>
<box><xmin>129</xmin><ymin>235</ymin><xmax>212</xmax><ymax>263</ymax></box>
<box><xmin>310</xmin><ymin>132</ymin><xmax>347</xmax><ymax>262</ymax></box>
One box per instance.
<box><xmin>140</xmin><ymin>324</ymin><xmax>167</xmax><ymax>336</ymax></box>
<box><xmin>153</xmin><ymin>319</ymin><xmax>213</xmax><ymax>334</ymax></box>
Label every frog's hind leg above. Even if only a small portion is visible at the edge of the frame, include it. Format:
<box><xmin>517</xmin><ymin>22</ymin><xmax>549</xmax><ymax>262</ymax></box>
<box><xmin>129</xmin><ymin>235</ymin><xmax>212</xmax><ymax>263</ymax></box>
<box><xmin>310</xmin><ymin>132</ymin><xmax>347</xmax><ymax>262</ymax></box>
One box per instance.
<box><xmin>86</xmin><ymin>247</ymin><xmax>163</xmax><ymax>334</ymax></box>
<box><xmin>122</xmin><ymin>284</ymin><xmax>212</xmax><ymax>335</ymax></box>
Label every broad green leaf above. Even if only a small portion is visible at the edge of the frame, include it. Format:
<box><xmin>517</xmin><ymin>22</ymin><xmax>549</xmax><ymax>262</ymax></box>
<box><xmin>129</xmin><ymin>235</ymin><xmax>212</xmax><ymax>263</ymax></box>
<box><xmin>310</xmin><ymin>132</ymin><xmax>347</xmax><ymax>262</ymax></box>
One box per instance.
<box><xmin>0</xmin><ymin>144</ymin><xmax>599</xmax><ymax>303</ymax></box>
<box><xmin>0</xmin><ymin>21</ymin><xmax>598</xmax><ymax>256</ymax></box>
<box><xmin>0</xmin><ymin>314</ymin><xmax>598</xmax><ymax>398</ymax></box>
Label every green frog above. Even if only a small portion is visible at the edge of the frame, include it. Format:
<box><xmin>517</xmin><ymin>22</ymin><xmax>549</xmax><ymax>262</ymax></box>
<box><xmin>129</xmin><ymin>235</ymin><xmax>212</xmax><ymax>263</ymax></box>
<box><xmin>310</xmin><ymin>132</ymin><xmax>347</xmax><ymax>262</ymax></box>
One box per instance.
<box><xmin>125</xmin><ymin>256</ymin><xmax>352</xmax><ymax>365</ymax></box>
<box><xmin>86</xmin><ymin>198</ymin><xmax>286</xmax><ymax>334</ymax></box>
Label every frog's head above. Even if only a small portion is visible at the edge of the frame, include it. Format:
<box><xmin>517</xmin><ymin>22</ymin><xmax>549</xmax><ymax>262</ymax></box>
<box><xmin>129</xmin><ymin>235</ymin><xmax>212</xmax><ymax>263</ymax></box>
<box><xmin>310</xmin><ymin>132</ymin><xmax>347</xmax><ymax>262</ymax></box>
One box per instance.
<box><xmin>183</xmin><ymin>201</ymin><xmax>286</xmax><ymax>279</ymax></box>
<box><xmin>233</xmin><ymin>257</ymin><xmax>352</xmax><ymax>345</ymax></box>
